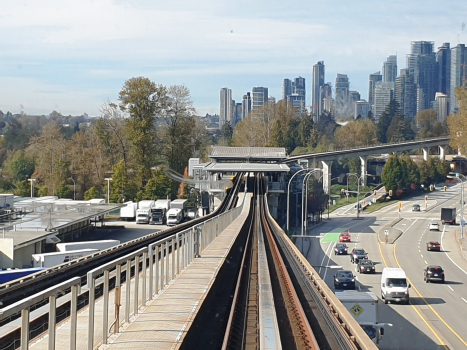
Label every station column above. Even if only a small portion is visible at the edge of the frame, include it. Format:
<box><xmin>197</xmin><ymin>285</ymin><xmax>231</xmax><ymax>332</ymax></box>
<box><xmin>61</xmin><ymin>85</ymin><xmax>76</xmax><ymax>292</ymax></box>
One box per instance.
<box><xmin>439</xmin><ymin>145</ymin><xmax>446</xmax><ymax>160</ymax></box>
<box><xmin>321</xmin><ymin>160</ymin><xmax>333</xmax><ymax>195</ymax></box>
<box><xmin>360</xmin><ymin>156</ymin><xmax>368</xmax><ymax>186</ymax></box>
<box><xmin>422</xmin><ymin>147</ymin><xmax>429</xmax><ymax>161</ymax></box>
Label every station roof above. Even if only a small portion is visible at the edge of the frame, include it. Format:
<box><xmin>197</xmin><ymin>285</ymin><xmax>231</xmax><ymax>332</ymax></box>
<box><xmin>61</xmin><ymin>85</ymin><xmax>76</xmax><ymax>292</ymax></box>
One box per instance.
<box><xmin>203</xmin><ymin>162</ymin><xmax>290</xmax><ymax>173</ymax></box>
<box><xmin>209</xmin><ymin>146</ymin><xmax>287</xmax><ymax>162</ymax></box>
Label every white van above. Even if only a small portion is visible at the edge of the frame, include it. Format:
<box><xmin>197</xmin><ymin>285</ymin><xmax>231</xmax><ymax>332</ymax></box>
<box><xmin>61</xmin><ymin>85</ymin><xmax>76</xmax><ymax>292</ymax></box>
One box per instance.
<box><xmin>381</xmin><ymin>267</ymin><xmax>410</xmax><ymax>304</ymax></box>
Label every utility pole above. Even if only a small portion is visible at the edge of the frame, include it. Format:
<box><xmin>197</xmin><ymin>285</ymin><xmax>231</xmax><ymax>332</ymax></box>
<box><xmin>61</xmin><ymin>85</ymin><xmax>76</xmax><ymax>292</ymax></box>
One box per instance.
<box><xmin>104</xmin><ymin>178</ymin><xmax>113</xmax><ymax>204</ymax></box>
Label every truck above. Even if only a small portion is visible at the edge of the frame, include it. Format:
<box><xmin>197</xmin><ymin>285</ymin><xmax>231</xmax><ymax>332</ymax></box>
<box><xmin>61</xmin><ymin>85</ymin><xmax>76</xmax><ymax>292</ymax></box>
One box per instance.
<box><xmin>56</xmin><ymin>239</ymin><xmax>120</xmax><ymax>252</ymax></box>
<box><xmin>170</xmin><ymin>199</ymin><xmax>189</xmax><ymax>218</ymax></box>
<box><xmin>149</xmin><ymin>199</ymin><xmax>171</xmax><ymax>225</ymax></box>
<box><xmin>120</xmin><ymin>201</ymin><xmax>138</xmax><ymax>221</ymax></box>
<box><xmin>136</xmin><ymin>200</ymin><xmax>155</xmax><ymax>224</ymax></box>
<box><xmin>0</xmin><ymin>267</ymin><xmax>47</xmax><ymax>285</ymax></box>
<box><xmin>32</xmin><ymin>249</ymin><xmax>98</xmax><ymax>268</ymax></box>
<box><xmin>336</xmin><ymin>290</ymin><xmax>391</xmax><ymax>344</ymax></box>
<box><xmin>441</xmin><ymin>207</ymin><xmax>456</xmax><ymax>225</ymax></box>
<box><xmin>166</xmin><ymin>208</ymin><xmax>183</xmax><ymax>226</ymax></box>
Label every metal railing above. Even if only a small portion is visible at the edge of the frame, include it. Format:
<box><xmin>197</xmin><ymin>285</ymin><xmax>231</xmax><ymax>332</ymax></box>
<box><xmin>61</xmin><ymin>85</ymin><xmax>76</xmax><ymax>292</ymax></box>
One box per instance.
<box><xmin>0</xmin><ymin>277</ymin><xmax>81</xmax><ymax>350</ymax></box>
<box><xmin>1</xmin><ymin>193</ymin><xmax>246</xmax><ymax>350</ymax></box>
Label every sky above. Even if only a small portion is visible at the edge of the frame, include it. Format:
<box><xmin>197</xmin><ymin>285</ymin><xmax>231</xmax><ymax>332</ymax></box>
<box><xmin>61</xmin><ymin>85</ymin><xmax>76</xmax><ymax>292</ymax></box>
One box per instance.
<box><xmin>1</xmin><ymin>0</ymin><xmax>466</xmax><ymax>117</ymax></box>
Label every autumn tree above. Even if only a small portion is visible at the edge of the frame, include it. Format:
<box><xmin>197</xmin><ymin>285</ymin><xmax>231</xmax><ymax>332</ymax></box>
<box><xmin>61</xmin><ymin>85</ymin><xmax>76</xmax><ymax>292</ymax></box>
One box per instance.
<box><xmin>119</xmin><ymin>77</ymin><xmax>168</xmax><ymax>187</ymax></box>
<box><xmin>447</xmin><ymin>87</ymin><xmax>467</xmax><ymax>154</ymax></box>
<box><xmin>334</xmin><ymin>119</ymin><xmax>377</xmax><ymax>149</ymax></box>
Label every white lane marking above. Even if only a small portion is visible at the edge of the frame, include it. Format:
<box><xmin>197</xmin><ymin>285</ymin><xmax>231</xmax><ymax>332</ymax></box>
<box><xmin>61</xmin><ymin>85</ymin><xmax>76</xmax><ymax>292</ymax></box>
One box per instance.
<box><xmin>441</xmin><ymin>226</ymin><xmax>467</xmax><ymax>276</ymax></box>
<box><xmin>322</xmin><ymin>242</ymin><xmax>336</xmax><ymax>281</ymax></box>
<box><xmin>419</xmin><ymin>250</ymin><xmax>421</xmax><ymax>253</ymax></box>
<box><xmin>425</xmin><ymin>261</ymin><xmax>428</xmax><ymax>264</ymax></box>
<box><xmin>421</xmin><ymin>254</ymin><xmax>423</xmax><ymax>258</ymax></box>
<box><xmin>319</xmin><ymin>242</ymin><xmax>333</xmax><ymax>274</ymax></box>
<box><xmin>462</xmin><ymin>298</ymin><xmax>467</xmax><ymax>304</ymax></box>
<box><xmin>447</xmin><ymin>285</ymin><xmax>454</xmax><ymax>291</ymax></box>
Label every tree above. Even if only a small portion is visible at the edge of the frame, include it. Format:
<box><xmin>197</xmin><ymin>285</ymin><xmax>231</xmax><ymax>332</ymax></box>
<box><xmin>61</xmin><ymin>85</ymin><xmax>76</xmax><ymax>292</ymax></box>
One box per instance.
<box><xmin>447</xmin><ymin>87</ymin><xmax>467</xmax><ymax>154</ymax></box>
<box><xmin>381</xmin><ymin>153</ymin><xmax>402</xmax><ymax>196</ymax></box>
<box><xmin>387</xmin><ymin>115</ymin><xmax>415</xmax><ymax>142</ymax></box>
<box><xmin>110</xmin><ymin>159</ymin><xmax>138</xmax><ymax>203</ymax></box>
<box><xmin>377</xmin><ymin>112</ymin><xmax>391</xmax><ymax>143</ymax></box>
<box><xmin>3</xmin><ymin>150</ymin><xmax>35</xmax><ymax>182</ymax></box>
<box><xmin>221</xmin><ymin>121</ymin><xmax>233</xmax><ymax>146</ymax></box>
<box><xmin>119</xmin><ymin>77</ymin><xmax>168</xmax><ymax>187</ymax></box>
<box><xmin>297</xmin><ymin>109</ymin><xmax>314</xmax><ymax>147</ymax></box>
<box><xmin>137</xmin><ymin>167</ymin><xmax>173</xmax><ymax>200</ymax></box>
<box><xmin>13</xmin><ymin>180</ymin><xmax>30</xmax><ymax>197</ymax></box>
<box><xmin>334</xmin><ymin>119</ymin><xmax>377</xmax><ymax>148</ymax></box>
<box><xmin>56</xmin><ymin>182</ymin><xmax>71</xmax><ymax>198</ymax></box>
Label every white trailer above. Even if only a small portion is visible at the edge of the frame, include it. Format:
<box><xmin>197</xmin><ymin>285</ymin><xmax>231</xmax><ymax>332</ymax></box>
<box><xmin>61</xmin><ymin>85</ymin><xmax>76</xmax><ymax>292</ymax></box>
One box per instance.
<box><xmin>56</xmin><ymin>239</ymin><xmax>120</xmax><ymax>252</ymax></box>
<box><xmin>150</xmin><ymin>199</ymin><xmax>171</xmax><ymax>225</ymax></box>
<box><xmin>166</xmin><ymin>208</ymin><xmax>183</xmax><ymax>226</ymax></box>
<box><xmin>120</xmin><ymin>201</ymin><xmax>138</xmax><ymax>221</ymax></box>
<box><xmin>32</xmin><ymin>249</ymin><xmax>98</xmax><ymax>268</ymax></box>
<box><xmin>170</xmin><ymin>199</ymin><xmax>189</xmax><ymax>218</ymax></box>
<box><xmin>336</xmin><ymin>291</ymin><xmax>391</xmax><ymax>344</ymax></box>
<box><xmin>136</xmin><ymin>200</ymin><xmax>155</xmax><ymax>224</ymax></box>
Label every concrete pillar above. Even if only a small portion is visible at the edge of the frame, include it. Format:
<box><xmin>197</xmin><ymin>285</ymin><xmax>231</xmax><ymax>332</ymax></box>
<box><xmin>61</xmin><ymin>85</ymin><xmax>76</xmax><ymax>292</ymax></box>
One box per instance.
<box><xmin>360</xmin><ymin>156</ymin><xmax>368</xmax><ymax>186</ymax></box>
<box><xmin>439</xmin><ymin>145</ymin><xmax>446</xmax><ymax>160</ymax></box>
<box><xmin>321</xmin><ymin>160</ymin><xmax>333</xmax><ymax>195</ymax></box>
<box><xmin>422</xmin><ymin>147</ymin><xmax>429</xmax><ymax>161</ymax></box>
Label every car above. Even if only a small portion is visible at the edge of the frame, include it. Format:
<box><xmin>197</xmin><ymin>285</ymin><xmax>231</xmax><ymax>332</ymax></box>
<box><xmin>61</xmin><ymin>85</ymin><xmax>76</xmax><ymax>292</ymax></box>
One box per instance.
<box><xmin>339</xmin><ymin>231</ymin><xmax>351</xmax><ymax>242</ymax></box>
<box><xmin>350</xmin><ymin>248</ymin><xmax>368</xmax><ymax>264</ymax></box>
<box><xmin>412</xmin><ymin>204</ymin><xmax>421</xmax><ymax>212</ymax></box>
<box><xmin>426</xmin><ymin>241</ymin><xmax>441</xmax><ymax>251</ymax></box>
<box><xmin>424</xmin><ymin>265</ymin><xmax>445</xmax><ymax>283</ymax></box>
<box><xmin>333</xmin><ymin>270</ymin><xmax>356</xmax><ymax>290</ymax></box>
<box><xmin>356</xmin><ymin>259</ymin><xmax>376</xmax><ymax>274</ymax></box>
<box><xmin>429</xmin><ymin>222</ymin><xmax>440</xmax><ymax>231</ymax></box>
<box><xmin>334</xmin><ymin>243</ymin><xmax>349</xmax><ymax>255</ymax></box>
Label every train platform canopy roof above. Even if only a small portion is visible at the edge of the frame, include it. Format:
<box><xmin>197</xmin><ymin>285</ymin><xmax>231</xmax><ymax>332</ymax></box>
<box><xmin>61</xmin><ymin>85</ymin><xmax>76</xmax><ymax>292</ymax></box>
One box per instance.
<box><xmin>209</xmin><ymin>146</ymin><xmax>287</xmax><ymax>162</ymax></box>
<box><xmin>203</xmin><ymin>162</ymin><xmax>290</xmax><ymax>173</ymax></box>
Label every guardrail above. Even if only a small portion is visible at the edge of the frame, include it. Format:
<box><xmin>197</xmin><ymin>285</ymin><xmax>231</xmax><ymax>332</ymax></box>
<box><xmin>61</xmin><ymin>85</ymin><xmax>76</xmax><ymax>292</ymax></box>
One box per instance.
<box><xmin>0</xmin><ymin>277</ymin><xmax>81</xmax><ymax>350</ymax></box>
<box><xmin>1</xmin><ymin>196</ymin><xmax>246</xmax><ymax>350</ymax></box>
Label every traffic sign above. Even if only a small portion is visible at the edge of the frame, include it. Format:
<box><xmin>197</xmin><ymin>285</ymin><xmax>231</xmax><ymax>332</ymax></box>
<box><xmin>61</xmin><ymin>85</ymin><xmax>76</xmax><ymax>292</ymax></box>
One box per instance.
<box><xmin>384</xmin><ymin>230</ymin><xmax>389</xmax><ymax>235</ymax></box>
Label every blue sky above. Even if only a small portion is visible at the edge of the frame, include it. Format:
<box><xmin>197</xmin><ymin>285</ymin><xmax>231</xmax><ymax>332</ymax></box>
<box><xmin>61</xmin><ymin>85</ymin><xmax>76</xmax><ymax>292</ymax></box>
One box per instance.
<box><xmin>0</xmin><ymin>0</ymin><xmax>466</xmax><ymax>117</ymax></box>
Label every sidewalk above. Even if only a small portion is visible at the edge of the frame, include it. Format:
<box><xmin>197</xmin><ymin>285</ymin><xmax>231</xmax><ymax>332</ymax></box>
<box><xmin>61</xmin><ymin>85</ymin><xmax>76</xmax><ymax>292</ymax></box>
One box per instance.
<box><xmin>453</xmin><ymin>228</ymin><xmax>467</xmax><ymax>263</ymax></box>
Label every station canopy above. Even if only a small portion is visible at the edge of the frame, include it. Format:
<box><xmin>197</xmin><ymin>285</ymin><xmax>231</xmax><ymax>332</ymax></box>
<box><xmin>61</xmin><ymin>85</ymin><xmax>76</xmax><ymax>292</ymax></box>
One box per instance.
<box><xmin>203</xmin><ymin>162</ymin><xmax>289</xmax><ymax>173</ymax></box>
<box><xmin>209</xmin><ymin>146</ymin><xmax>287</xmax><ymax>162</ymax></box>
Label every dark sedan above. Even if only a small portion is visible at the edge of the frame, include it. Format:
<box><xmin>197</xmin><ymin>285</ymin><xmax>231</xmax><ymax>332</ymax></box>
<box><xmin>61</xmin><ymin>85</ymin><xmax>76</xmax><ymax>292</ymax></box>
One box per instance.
<box><xmin>356</xmin><ymin>259</ymin><xmax>376</xmax><ymax>274</ymax></box>
<box><xmin>334</xmin><ymin>270</ymin><xmax>356</xmax><ymax>290</ymax></box>
<box><xmin>350</xmin><ymin>248</ymin><xmax>368</xmax><ymax>264</ymax></box>
<box><xmin>334</xmin><ymin>243</ymin><xmax>349</xmax><ymax>255</ymax></box>
<box><xmin>424</xmin><ymin>265</ymin><xmax>445</xmax><ymax>283</ymax></box>
<box><xmin>426</xmin><ymin>241</ymin><xmax>441</xmax><ymax>251</ymax></box>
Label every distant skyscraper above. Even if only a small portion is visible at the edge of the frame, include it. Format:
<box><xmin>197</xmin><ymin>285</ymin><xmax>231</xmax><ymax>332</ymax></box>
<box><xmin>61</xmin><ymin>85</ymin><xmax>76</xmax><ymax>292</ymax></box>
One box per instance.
<box><xmin>354</xmin><ymin>100</ymin><xmax>370</xmax><ymax>119</ymax></box>
<box><xmin>323</xmin><ymin>97</ymin><xmax>335</xmax><ymax>114</ymax></box>
<box><xmin>242</xmin><ymin>92</ymin><xmax>251</xmax><ymax>120</ymax></box>
<box><xmin>219</xmin><ymin>87</ymin><xmax>232</xmax><ymax>127</ymax></box>
<box><xmin>312</xmin><ymin>61</ymin><xmax>325</xmax><ymax>118</ymax></box>
<box><xmin>407</xmin><ymin>41</ymin><xmax>437</xmax><ymax>113</ymax></box>
<box><xmin>268</xmin><ymin>95</ymin><xmax>276</xmax><ymax>104</ymax></box>
<box><xmin>374</xmin><ymin>81</ymin><xmax>394</xmax><ymax>122</ymax></box>
<box><xmin>234</xmin><ymin>102</ymin><xmax>242</xmax><ymax>126</ymax></box>
<box><xmin>335</xmin><ymin>74</ymin><xmax>350</xmax><ymax>116</ymax></box>
<box><xmin>287</xmin><ymin>94</ymin><xmax>306</xmax><ymax>116</ymax></box>
<box><xmin>349</xmin><ymin>91</ymin><xmax>361</xmax><ymax>103</ymax></box>
<box><xmin>293</xmin><ymin>77</ymin><xmax>306</xmax><ymax>104</ymax></box>
<box><xmin>251</xmin><ymin>87</ymin><xmax>268</xmax><ymax>110</ymax></box>
<box><xmin>450</xmin><ymin>43</ymin><xmax>467</xmax><ymax>112</ymax></box>
<box><xmin>435</xmin><ymin>92</ymin><xmax>449</xmax><ymax>122</ymax></box>
<box><xmin>319</xmin><ymin>83</ymin><xmax>332</xmax><ymax>120</ymax></box>
<box><xmin>383</xmin><ymin>55</ymin><xmax>398</xmax><ymax>82</ymax></box>
<box><xmin>368</xmin><ymin>72</ymin><xmax>383</xmax><ymax>108</ymax></box>
<box><xmin>395</xmin><ymin>69</ymin><xmax>417</xmax><ymax>119</ymax></box>
<box><xmin>282</xmin><ymin>79</ymin><xmax>292</xmax><ymax>100</ymax></box>
<box><xmin>437</xmin><ymin>43</ymin><xmax>451</xmax><ymax>95</ymax></box>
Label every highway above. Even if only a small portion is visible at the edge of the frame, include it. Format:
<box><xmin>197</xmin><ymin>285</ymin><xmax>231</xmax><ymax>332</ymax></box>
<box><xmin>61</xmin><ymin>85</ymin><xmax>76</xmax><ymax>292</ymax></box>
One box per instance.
<box><xmin>296</xmin><ymin>184</ymin><xmax>467</xmax><ymax>349</ymax></box>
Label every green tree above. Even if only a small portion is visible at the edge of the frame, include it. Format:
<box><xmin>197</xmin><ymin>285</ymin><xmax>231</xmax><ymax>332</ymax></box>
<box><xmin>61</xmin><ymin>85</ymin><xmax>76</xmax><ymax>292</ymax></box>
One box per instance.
<box><xmin>415</xmin><ymin>109</ymin><xmax>437</xmax><ymax>138</ymax></box>
<box><xmin>13</xmin><ymin>180</ymin><xmax>30</xmax><ymax>197</ymax></box>
<box><xmin>119</xmin><ymin>77</ymin><xmax>168</xmax><ymax>187</ymax></box>
<box><xmin>297</xmin><ymin>110</ymin><xmax>314</xmax><ymax>147</ymax></box>
<box><xmin>447</xmin><ymin>87</ymin><xmax>467</xmax><ymax>154</ymax></box>
<box><xmin>56</xmin><ymin>182</ymin><xmax>71</xmax><ymax>198</ymax></box>
<box><xmin>110</xmin><ymin>159</ymin><xmax>138</xmax><ymax>203</ymax></box>
<box><xmin>381</xmin><ymin>153</ymin><xmax>402</xmax><ymax>196</ymax></box>
<box><xmin>377</xmin><ymin>112</ymin><xmax>391</xmax><ymax>143</ymax></box>
<box><xmin>137</xmin><ymin>168</ymin><xmax>173</xmax><ymax>200</ymax></box>
<box><xmin>84</xmin><ymin>186</ymin><xmax>101</xmax><ymax>200</ymax></box>
<box><xmin>221</xmin><ymin>121</ymin><xmax>233</xmax><ymax>146</ymax></box>
<box><xmin>3</xmin><ymin>150</ymin><xmax>35</xmax><ymax>182</ymax></box>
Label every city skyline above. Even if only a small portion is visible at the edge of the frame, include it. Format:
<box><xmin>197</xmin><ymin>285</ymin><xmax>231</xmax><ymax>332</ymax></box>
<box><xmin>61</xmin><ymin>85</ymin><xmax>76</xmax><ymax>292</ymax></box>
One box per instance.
<box><xmin>1</xmin><ymin>1</ymin><xmax>467</xmax><ymax>117</ymax></box>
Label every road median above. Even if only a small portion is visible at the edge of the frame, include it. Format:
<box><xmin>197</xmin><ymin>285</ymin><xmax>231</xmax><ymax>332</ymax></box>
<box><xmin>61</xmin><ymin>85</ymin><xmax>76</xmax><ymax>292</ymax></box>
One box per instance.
<box><xmin>378</xmin><ymin>218</ymin><xmax>403</xmax><ymax>244</ymax></box>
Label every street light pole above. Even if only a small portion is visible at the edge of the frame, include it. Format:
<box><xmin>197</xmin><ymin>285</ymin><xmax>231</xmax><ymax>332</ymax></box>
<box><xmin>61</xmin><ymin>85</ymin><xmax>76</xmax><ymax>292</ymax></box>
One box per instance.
<box><xmin>448</xmin><ymin>173</ymin><xmax>466</xmax><ymax>239</ymax></box>
<box><xmin>302</xmin><ymin>169</ymin><xmax>323</xmax><ymax>236</ymax></box>
<box><xmin>104</xmin><ymin>178</ymin><xmax>113</xmax><ymax>204</ymax></box>
<box><xmin>347</xmin><ymin>173</ymin><xmax>364</xmax><ymax>219</ymax></box>
<box><xmin>287</xmin><ymin>168</ymin><xmax>309</xmax><ymax>233</ymax></box>
<box><xmin>28</xmin><ymin>178</ymin><xmax>36</xmax><ymax>198</ymax></box>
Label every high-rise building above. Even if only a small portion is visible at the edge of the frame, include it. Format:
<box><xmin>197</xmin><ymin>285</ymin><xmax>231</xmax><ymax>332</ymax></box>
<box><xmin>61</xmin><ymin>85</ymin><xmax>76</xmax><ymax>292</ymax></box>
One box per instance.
<box><xmin>437</xmin><ymin>43</ymin><xmax>451</xmax><ymax>95</ymax></box>
<box><xmin>287</xmin><ymin>94</ymin><xmax>306</xmax><ymax>116</ymax></box>
<box><xmin>293</xmin><ymin>77</ymin><xmax>306</xmax><ymax>104</ymax></box>
<box><xmin>450</xmin><ymin>43</ymin><xmax>467</xmax><ymax>112</ymax></box>
<box><xmin>312</xmin><ymin>61</ymin><xmax>325</xmax><ymax>118</ymax></box>
<box><xmin>395</xmin><ymin>69</ymin><xmax>417</xmax><ymax>119</ymax></box>
<box><xmin>383</xmin><ymin>55</ymin><xmax>398</xmax><ymax>82</ymax></box>
<box><xmin>354</xmin><ymin>100</ymin><xmax>370</xmax><ymax>119</ymax></box>
<box><xmin>368</xmin><ymin>72</ymin><xmax>383</xmax><ymax>109</ymax></box>
<box><xmin>435</xmin><ymin>92</ymin><xmax>449</xmax><ymax>122</ymax></box>
<box><xmin>268</xmin><ymin>95</ymin><xmax>276</xmax><ymax>104</ymax></box>
<box><xmin>242</xmin><ymin>92</ymin><xmax>251</xmax><ymax>120</ymax></box>
<box><xmin>318</xmin><ymin>83</ymin><xmax>332</xmax><ymax>121</ymax></box>
<box><xmin>251</xmin><ymin>87</ymin><xmax>269</xmax><ymax>110</ymax></box>
<box><xmin>407</xmin><ymin>41</ymin><xmax>437</xmax><ymax>113</ymax></box>
<box><xmin>282</xmin><ymin>79</ymin><xmax>292</xmax><ymax>100</ymax></box>
<box><xmin>349</xmin><ymin>91</ymin><xmax>361</xmax><ymax>103</ymax></box>
<box><xmin>323</xmin><ymin>97</ymin><xmax>335</xmax><ymax>114</ymax></box>
<box><xmin>374</xmin><ymin>81</ymin><xmax>395</xmax><ymax>122</ymax></box>
<box><xmin>335</xmin><ymin>74</ymin><xmax>350</xmax><ymax>105</ymax></box>
<box><xmin>219</xmin><ymin>87</ymin><xmax>232</xmax><ymax>127</ymax></box>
